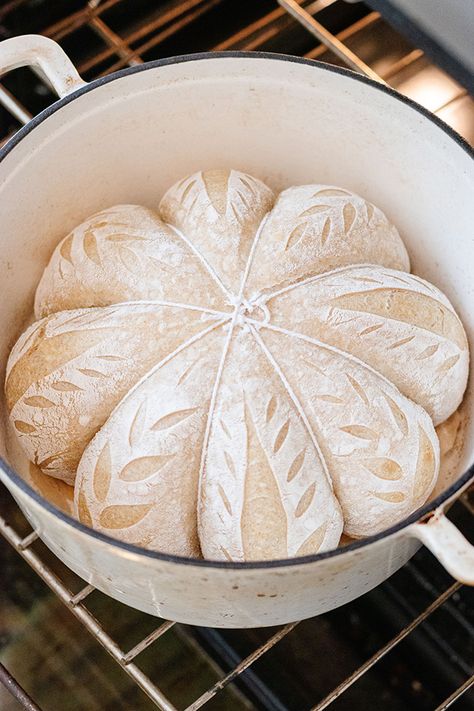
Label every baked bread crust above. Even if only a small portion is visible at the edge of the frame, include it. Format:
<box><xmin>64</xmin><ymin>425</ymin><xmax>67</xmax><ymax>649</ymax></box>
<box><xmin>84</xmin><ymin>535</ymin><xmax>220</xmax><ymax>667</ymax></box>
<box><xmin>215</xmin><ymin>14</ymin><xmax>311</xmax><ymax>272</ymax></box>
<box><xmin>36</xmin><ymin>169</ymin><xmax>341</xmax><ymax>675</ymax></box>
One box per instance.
<box><xmin>5</xmin><ymin>169</ymin><xmax>469</xmax><ymax>560</ymax></box>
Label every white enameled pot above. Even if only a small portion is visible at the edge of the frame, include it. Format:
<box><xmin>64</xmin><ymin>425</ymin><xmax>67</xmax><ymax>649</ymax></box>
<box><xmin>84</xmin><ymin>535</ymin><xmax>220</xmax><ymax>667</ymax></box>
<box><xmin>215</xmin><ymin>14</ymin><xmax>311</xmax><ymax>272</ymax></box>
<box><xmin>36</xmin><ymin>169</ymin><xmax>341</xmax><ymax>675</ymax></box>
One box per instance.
<box><xmin>0</xmin><ymin>35</ymin><xmax>473</xmax><ymax>628</ymax></box>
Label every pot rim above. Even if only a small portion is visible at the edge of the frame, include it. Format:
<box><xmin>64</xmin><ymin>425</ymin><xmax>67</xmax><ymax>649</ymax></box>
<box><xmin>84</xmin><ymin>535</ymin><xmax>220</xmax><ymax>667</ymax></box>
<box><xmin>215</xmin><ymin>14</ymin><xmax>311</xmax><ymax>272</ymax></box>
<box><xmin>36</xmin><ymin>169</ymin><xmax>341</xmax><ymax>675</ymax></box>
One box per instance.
<box><xmin>0</xmin><ymin>51</ymin><xmax>473</xmax><ymax>570</ymax></box>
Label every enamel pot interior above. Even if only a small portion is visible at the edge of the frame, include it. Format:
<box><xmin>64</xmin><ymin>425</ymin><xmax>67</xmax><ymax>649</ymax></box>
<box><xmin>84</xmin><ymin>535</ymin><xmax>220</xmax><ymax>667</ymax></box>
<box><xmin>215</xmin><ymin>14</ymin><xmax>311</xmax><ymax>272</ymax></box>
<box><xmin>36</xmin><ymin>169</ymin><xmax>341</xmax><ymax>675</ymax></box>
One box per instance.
<box><xmin>0</xmin><ymin>54</ymin><xmax>472</xmax><ymax>627</ymax></box>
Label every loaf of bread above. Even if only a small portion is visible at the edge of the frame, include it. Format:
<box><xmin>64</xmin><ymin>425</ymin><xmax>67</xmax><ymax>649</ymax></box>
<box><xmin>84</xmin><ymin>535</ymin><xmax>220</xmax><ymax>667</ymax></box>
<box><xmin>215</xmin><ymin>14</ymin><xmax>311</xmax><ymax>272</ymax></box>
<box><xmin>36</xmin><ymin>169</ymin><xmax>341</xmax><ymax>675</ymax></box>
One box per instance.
<box><xmin>5</xmin><ymin>169</ymin><xmax>469</xmax><ymax>559</ymax></box>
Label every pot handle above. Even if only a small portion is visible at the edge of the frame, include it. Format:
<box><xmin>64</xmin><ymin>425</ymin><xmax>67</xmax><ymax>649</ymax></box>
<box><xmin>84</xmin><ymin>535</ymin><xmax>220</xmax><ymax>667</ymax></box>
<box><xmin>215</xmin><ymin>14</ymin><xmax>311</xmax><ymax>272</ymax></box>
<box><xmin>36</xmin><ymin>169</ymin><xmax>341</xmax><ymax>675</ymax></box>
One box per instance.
<box><xmin>409</xmin><ymin>509</ymin><xmax>474</xmax><ymax>584</ymax></box>
<box><xmin>0</xmin><ymin>34</ymin><xmax>86</xmax><ymax>98</ymax></box>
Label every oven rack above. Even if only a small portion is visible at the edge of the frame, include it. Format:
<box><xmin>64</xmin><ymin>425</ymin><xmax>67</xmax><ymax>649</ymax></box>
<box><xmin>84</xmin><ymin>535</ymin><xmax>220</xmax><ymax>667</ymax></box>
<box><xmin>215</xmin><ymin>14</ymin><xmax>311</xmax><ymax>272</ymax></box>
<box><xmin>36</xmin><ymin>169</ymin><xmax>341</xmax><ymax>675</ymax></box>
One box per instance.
<box><xmin>0</xmin><ymin>0</ymin><xmax>471</xmax><ymax>142</ymax></box>
<box><xmin>0</xmin><ymin>2</ymin><xmax>473</xmax><ymax>709</ymax></box>
<box><xmin>1</xmin><ymin>500</ymin><xmax>473</xmax><ymax>711</ymax></box>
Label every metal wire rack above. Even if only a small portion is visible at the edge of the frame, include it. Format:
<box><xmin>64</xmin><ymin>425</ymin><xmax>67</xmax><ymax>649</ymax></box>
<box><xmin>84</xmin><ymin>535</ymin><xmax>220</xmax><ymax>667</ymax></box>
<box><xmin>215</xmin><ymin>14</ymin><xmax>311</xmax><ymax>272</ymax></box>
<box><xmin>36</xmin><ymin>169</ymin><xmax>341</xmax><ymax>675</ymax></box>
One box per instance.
<box><xmin>1</xmin><ymin>500</ymin><xmax>473</xmax><ymax>711</ymax></box>
<box><xmin>0</xmin><ymin>2</ymin><xmax>473</xmax><ymax>710</ymax></box>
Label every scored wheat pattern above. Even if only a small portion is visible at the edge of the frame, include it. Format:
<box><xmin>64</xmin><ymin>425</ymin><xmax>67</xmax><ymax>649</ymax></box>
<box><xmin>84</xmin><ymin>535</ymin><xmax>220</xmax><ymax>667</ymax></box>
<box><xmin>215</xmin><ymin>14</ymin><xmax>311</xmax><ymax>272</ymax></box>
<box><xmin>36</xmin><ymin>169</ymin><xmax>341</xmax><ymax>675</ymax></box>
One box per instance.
<box><xmin>283</xmin><ymin>188</ymin><xmax>359</xmax><ymax>252</ymax></box>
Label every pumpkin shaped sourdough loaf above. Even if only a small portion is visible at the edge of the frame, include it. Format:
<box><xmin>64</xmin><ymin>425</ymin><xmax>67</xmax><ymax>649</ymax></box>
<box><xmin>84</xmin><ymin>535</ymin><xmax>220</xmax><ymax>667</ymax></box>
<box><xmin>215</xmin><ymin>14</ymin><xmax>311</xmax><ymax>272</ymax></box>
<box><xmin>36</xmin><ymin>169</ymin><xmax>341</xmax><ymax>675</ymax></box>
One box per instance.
<box><xmin>5</xmin><ymin>170</ymin><xmax>469</xmax><ymax>560</ymax></box>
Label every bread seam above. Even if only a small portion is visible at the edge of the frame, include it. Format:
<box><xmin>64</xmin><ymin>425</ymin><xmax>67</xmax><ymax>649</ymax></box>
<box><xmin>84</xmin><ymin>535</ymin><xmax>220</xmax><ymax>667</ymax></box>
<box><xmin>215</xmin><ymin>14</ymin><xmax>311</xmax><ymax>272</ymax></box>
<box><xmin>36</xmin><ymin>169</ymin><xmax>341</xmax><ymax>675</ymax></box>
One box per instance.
<box><xmin>246</xmin><ymin>319</ymin><xmax>411</xmax><ymax>391</ymax></box>
<box><xmin>249</xmin><ymin>324</ymin><xmax>335</xmax><ymax>493</ymax></box>
<box><xmin>253</xmin><ymin>262</ymin><xmax>381</xmax><ymax>302</ymax></box>
<box><xmin>260</xmin><ymin>264</ymin><xmax>455</xmax><ymax>312</ymax></box>
<box><xmin>78</xmin><ymin>316</ymin><xmax>230</xmax><ymax>463</ymax></box>
<box><xmin>98</xmin><ymin>298</ymin><xmax>230</xmax><ymax>319</ymax></box>
<box><xmin>196</xmin><ymin>213</ymin><xmax>271</xmax><ymax>525</ymax></box>
<box><xmin>165</xmin><ymin>222</ymin><xmax>233</xmax><ymax>300</ymax></box>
